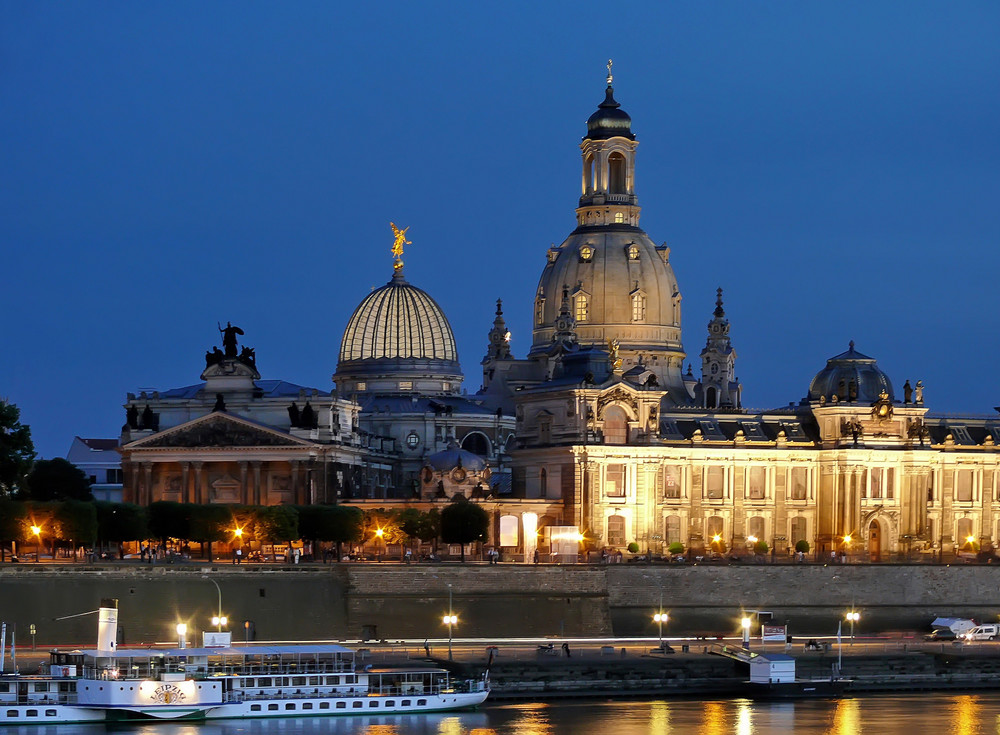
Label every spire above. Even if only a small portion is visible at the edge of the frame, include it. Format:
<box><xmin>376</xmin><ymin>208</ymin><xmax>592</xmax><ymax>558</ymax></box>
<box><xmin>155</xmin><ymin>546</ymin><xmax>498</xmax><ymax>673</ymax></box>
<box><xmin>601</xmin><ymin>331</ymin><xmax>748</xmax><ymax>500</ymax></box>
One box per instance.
<box><xmin>484</xmin><ymin>298</ymin><xmax>511</xmax><ymax>361</ymax></box>
<box><xmin>552</xmin><ymin>285</ymin><xmax>578</xmax><ymax>348</ymax></box>
<box><xmin>700</xmin><ymin>288</ymin><xmax>740</xmax><ymax>409</ymax></box>
<box><xmin>714</xmin><ymin>287</ymin><xmax>725</xmax><ymax>318</ymax></box>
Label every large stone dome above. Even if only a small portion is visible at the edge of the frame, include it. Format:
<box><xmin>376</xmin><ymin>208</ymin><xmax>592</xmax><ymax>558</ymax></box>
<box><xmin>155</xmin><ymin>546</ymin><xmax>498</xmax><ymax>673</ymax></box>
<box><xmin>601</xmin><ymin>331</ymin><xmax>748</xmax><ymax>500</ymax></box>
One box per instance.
<box><xmin>335</xmin><ymin>270</ymin><xmax>463</xmax><ymax>395</ymax></box>
<box><xmin>807</xmin><ymin>342</ymin><xmax>894</xmax><ymax>404</ymax></box>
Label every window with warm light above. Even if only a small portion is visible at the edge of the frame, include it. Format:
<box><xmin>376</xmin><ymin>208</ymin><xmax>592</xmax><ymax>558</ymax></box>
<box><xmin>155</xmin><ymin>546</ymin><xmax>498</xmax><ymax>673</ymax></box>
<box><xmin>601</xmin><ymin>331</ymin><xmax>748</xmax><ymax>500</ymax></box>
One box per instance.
<box><xmin>579</xmin><ymin>245</ymin><xmax>594</xmax><ymax>262</ymax></box>
<box><xmin>575</xmin><ymin>294</ymin><xmax>589</xmax><ymax>322</ymax></box>
<box><xmin>607</xmin><ymin>514</ymin><xmax>626</xmax><ymax>546</ymax></box>
<box><xmin>615</xmin><ymin>212</ymin><xmax>625</xmax><ymax>224</ymax></box>
<box><xmin>605</xmin><ymin>464</ymin><xmax>626</xmax><ymax>498</ymax></box>
<box><xmin>627</xmin><ymin>243</ymin><xmax>639</xmax><ymax>259</ymax></box>
<box><xmin>535</xmin><ymin>298</ymin><xmax>545</xmax><ymax>325</ymax></box>
<box><xmin>398</xmin><ymin>381</ymin><xmax>412</xmax><ymax>391</ymax></box>
<box><xmin>631</xmin><ymin>292</ymin><xmax>646</xmax><ymax>321</ymax></box>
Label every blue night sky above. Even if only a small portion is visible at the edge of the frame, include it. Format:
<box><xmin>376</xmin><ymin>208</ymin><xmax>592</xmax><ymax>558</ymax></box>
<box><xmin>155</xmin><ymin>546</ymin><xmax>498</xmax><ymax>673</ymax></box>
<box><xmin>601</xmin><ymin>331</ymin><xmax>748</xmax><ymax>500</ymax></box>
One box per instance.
<box><xmin>2</xmin><ymin>3</ymin><xmax>998</xmax><ymax>458</ymax></box>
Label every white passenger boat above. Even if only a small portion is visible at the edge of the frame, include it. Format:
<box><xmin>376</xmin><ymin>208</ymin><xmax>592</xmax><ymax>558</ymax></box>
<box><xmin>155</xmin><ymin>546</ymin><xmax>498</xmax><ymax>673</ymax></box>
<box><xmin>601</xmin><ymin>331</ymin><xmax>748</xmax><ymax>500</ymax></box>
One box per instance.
<box><xmin>0</xmin><ymin>599</ymin><xmax>488</xmax><ymax>725</ymax></box>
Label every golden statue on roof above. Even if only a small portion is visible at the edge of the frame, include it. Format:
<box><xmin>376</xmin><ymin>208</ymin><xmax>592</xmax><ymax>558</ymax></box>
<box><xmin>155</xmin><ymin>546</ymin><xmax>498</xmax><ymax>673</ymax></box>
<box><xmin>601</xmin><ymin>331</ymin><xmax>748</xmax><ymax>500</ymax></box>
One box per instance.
<box><xmin>390</xmin><ymin>222</ymin><xmax>411</xmax><ymax>271</ymax></box>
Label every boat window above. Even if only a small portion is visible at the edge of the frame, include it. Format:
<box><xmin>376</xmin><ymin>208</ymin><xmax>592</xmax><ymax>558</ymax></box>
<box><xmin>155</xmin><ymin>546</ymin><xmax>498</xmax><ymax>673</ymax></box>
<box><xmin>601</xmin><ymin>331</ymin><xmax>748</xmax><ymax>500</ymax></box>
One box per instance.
<box><xmin>308</xmin><ymin>677</ymin><xmax>319</xmax><ymax>685</ymax></box>
<box><xmin>402</xmin><ymin>700</ymin><xmax>411</xmax><ymax>706</ymax></box>
<box><xmin>46</xmin><ymin>710</ymin><xmax>57</xmax><ymax>717</ymax></box>
<box><xmin>418</xmin><ymin>699</ymin><xmax>427</xmax><ymax>705</ymax></box>
<box><xmin>386</xmin><ymin>700</ymin><xmax>395</xmax><ymax>707</ymax></box>
<box><xmin>7</xmin><ymin>710</ymin><xmax>18</xmax><ymax>717</ymax></box>
<box><xmin>243</xmin><ymin>679</ymin><xmax>253</xmax><ymax>687</ymax></box>
<box><xmin>352</xmin><ymin>702</ymin><xmax>363</xmax><ymax>709</ymax></box>
<box><xmin>302</xmin><ymin>703</ymin><xmax>313</xmax><ymax>710</ymax></box>
<box><xmin>322</xmin><ymin>702</ymin><xmax>332</xmax><ymax>710</ymax></box>
<box><xmin>250</xmin><ymin>705</ymin><xmax>261</xmax><ymax>712</ymax></box>
<box><xmin>59</xmin><ymin>683</ymin><xmax>75</xmax><ymax>693</ymax></box>
<box><xmin>258</xmin><ymin>678</ymin><xmax>272</xmax><ymax>687</ymax></box>
<box><xmin>0</xmin><ymin>684</ymin><xmax>7</xmax><ymax>693</ymax></box>
<box><xmin>369</xmin><ymin>701</ymin><xmax>378</xmax><ymax>708</ymax></box>
<box><xmin>292</xmin><ymin>677</ymin><xmax>305</xmax><ymax>686</ymax></box>
<box><xmin>33</xmin><ymin>684</ymin><xmax>48</xmax><ymax>692</ymax></box>
<box><xmin>326</xmin><ymin>676</ymin><xmax>338</xmax><ymax>685</ymax></box>
<box><xmin>26</xmin><ymin>710</ymin><xmax>37</xmax><ymax>717</ymax></box>
<box><xmin>280</xmin><ymin>678</ymin><xmax>289</xmax><ymax>687</ymax></box>
<box><xmin>335</xmin><ymin>702</ymin><xmax>345</xmax><ymax>709</ymax></box>
<box><xmin>285</xmin><ymin>703</ymin><xmax>295</xmax><ymax>710</ymax></box>
<box><xmin>268</xmin><ymin>704</ymin><xmax>278</xmax><ymax>711</ymax></box>
<box><xmin>345</xmin><ymin>675</ymin><xmax>357</xmax><ymax>684</ymax></box>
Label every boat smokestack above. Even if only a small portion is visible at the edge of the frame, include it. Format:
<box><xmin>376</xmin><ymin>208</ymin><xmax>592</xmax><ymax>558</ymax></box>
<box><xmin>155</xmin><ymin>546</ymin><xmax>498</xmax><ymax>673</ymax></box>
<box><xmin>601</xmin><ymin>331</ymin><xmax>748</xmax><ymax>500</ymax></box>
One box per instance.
<box><xmin>97</xmin><ymin>598</ymin><xmax>118</xmax><ymax>653</ymax></box>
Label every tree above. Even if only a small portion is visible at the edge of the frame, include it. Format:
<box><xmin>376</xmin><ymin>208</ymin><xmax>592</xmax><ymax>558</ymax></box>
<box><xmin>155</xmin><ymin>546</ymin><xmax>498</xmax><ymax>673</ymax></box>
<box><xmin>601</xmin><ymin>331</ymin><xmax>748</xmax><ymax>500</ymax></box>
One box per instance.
<box><xmin>253</xmin><ymin>505</ymin><xmax>299</xmax><ymax>555</ymax></box>
<box><xmin>96</xmin><ymin>502</ymin><xmax>148</xmax><ymax>556</ymax></box>
<box><xmin>327</xmin><ymin>505</ymin><xmax>363</xmax><ymax>560</ymax></box>
<box><xmin>22</xmin><ymin>458</ymin><xmax>92</xmax><ymax>502</ymax></box>
<box><xmin>0</xmin><ymin>499</ymin><xmax>27</xmax><ymax>561</ymax></box>
<box><xmin>667</xmin><ymin>542</ymin><xmax>685</xmax><ymax>555</ymax></box>
<box><xmin>148</xmin><ymin>501</ymin><xmax>190</xmax><ymax>550</ymax></box>
<box><xmin>753</xmin><ymin>539</ymin><xmax>769</xmax><ymax>555</ymax></box>
<box><xmin>0</xmin><ymin>400</ymin><xmax>35</xmax><ymax>498</ymax></box>
<box><xmin>440</xmin><ymin>497</ymin><xmax>489</xmax><ymax>562</ymax></box>
<box><xmin>54</xmin><ymin>500</ymin><xmax>98</xmax><ymax>559</ymax></box>
<box><xmin>795</xmin><ymin>539</ymin><xmax>810</xmax><ymax>554</ymax></box>
<box><xmin>188</xmin><ymin>504</ymin><xmax>232</xmax><ymax>560</ymax></box>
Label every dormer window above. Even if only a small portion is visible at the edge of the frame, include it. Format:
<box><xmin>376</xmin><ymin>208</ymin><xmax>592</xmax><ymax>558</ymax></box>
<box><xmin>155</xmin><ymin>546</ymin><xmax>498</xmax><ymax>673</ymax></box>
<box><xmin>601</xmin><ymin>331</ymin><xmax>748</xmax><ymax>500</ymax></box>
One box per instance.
<box><xmin>579</xmin><ymin>245</ymin><xmax>594</xmax><ymax>262</ymax></box>
<box><xmin>627</xmin><ymin>243</ymin><xmax>639</xmax><ymax>259</ymax></box>
<box><xmin>547</xmin><ymin>248</ymin><xmax>559</xmax><ymax>263</ymax></box>
<box><xmin>615</xmin><ymin>212</ymin><xmax>625</xmax><ymax>224</ymax></box>
<box><xmin>575</xmin><ymin>293</ymin><xmax>589</xmax><ymax>322</ymax></box>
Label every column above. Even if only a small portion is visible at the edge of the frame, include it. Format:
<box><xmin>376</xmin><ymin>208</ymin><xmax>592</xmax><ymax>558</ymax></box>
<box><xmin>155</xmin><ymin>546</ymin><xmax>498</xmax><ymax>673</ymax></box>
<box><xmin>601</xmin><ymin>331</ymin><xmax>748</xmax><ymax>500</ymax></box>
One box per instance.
<box><xmin>239</xmin><ymin>462</ymin><xmax>249</xmax><ymax>505</ymax></box>
<box><xmin>180</xmin><ymin>463</ymin><xmax>191</xmax><ymax>504</ymax></box>
<box><xmin>252</xmin><ymin>462</ymin><xmax>263</xmax><ymax>505</ymax></box>
<box><xmin>142</xmin><ymin>463</ymin><xmax>153</xmax><ymax>506</ymax></box>
<box><xmin>192</xmin><ymin>462</ymin><xmax>204</xmax><ymax>505</ymax></box>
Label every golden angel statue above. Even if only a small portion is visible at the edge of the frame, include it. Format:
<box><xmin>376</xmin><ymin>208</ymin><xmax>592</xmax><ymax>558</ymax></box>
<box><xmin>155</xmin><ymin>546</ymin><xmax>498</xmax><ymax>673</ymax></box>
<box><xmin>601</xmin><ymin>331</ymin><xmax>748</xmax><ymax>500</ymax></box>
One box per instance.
<box><xmin>390</xmin><ymin>222</ymin><xmax>411</xmax><ymax>271</ymax></box>
<box><xmin>608</xmin><ymin>338</ymin><xmax>623</xmax><ymax>372</ymax></box>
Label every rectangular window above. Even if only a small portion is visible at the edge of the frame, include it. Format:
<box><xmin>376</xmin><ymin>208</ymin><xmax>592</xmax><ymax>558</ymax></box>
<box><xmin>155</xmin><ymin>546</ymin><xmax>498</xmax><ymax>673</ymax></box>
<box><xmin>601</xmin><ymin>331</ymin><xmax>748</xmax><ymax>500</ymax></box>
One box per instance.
<box><xmin>258</xmin><ymin>678</ymin><xmax>272</xmax><ymax>687</ymax></box>
<box><xmin>535</xmin><ymin>299</ymin><xmax>545</xmax><ymax>326</ymax></box>
<box><xmin>886</xmin><ymin>468</ymin><xmax>895</xmax><ymax>499</ymax></box>
<box><xmin>957</xmin><ymin>471</ymin><xmax>973</xmax><ymax>502</ymax></box>
<box><xmin>747</xmin><ymin>467</ymin><xmax>766</xmax><ymax>500</ymax></box>
<box><xmin>386</xmin><ymin>700</ymin><xmax>395</xmax><ymax>707</ymax></box>
<box><xmin>605</xmin><ymin>464</ymin><xmax>626</xmax><ymax>498</ymax></box>
<box><xmin>418</xmin><ymin>699</ymin><xmax>427</xmax><ymax>705</ymax></box>
<box><xmin>45</xmin><ymin>710</ymin><xmax>57</xmax><ymax>717</ymax></box>
<box><xmin>663</xmin><ymin>466</ymin><xmax>681</xmax><ymax>499</ymax></box>
<box><xmin>871</xmin><ymin>470</ymin><xmax>882</xmax><ymax>499</ymax></box>
<box><xmin>106</xmin><ymin>469</ymin><xmax>124</xmax><ymax>484</ymax></box>
<box><xmin>705</xmin><ymin>466</ymin><xmax>724</xmax><ymax>499</ymax></box>
<box><xmin>302</xmin><ymin>703</ymin><xmax>313</xmax><ymax>710</ymax></box>
<box><xmin>250</xmin><ymin>705</ymin><xmax>261</xmax><ymax>712</ymax></box>
<box><xmin>353</xmin><ymin>702</ymin><xmax>363</xmax><ymax>709</ymax></box>
<box><xmin>356</xmin><ymin>382</ymin><xmax>367</xmax><ymax>392</ymax></box>
<box><xmin>33</xmin><ymin>684</ymin><xmax>48</xmax><ymax>693</ymax></box>
<box><xmin>665</xmin><ymin>516</ymin><xmax>681</xmax><ymax>545</ymax></box>
<box><xmin>292</xmin><ymin>677</ymin><xmax>306</xmax><ymax>686</ymax></box>
<box><xmin>285</xmin><ymin>704</ymin><xmax>295</xmax><ymax>711</ymax></box>
<box><xmin>790</xmin><ymin>468</ymin><xmax>807</xmax><ymax>500</ymax></box>
<box><xmin>334</xmin><ymin>702</ymin><xmax>345</xmax><ymax>710</ymax></box>
<box><xmin>268</xmin><ymin>704</ymin><xmax>278</xmax><ymax>711</ymax></box>
<box><xmin>575</xmin><ymin>294</ymin><xmax>589</xmax><ymax>322</ymax></box>
<box><xmin>398</xmin><ymin>381</ymin><xmax>412</xmax><ymax>390</ymax></box>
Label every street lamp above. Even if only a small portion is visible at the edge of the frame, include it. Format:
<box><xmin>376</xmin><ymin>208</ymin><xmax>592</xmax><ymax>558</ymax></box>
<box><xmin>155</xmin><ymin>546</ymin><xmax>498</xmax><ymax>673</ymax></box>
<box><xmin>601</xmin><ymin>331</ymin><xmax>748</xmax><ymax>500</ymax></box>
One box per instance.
<box><xmin>842</xmin><ymin>535</ymin><xmax>852</xmax><ymax>562</ymax></box>
<box><xmin>176</xmin><ymin>623</ymin><xmax>187</xmax><ymax>649</ymax></box>
<box><xmin>443</xmin><ymin>583</ymin><xmax>457</xmax><ymax>660</ymax></box>
<box><xmin>846</xmin><ymin>611</ymin><xmax>860</xmax><ymax>644</ymax></box>
<box><xmin>202</xmin><ymin>576</ymin><xmax>226</xmax><ymax>632</ymax></box>
<box><xmin>741</xmin><ymin>615</ymin><xmax>752</xmax><ymax>649</ymax></box>
<box><xmin>375</xmin><ymin>528</ymin><xmax>384</xmax><ymax>562</ymax></box>
<box><xmin>651</xmin><ymin>591</ymin><xmax>669</xmax><ymax>651</ymax></box>
<box><xmin>30</xmin><ymin>525</ymin><xmax>41</xmax><ymax>563</ymax></box>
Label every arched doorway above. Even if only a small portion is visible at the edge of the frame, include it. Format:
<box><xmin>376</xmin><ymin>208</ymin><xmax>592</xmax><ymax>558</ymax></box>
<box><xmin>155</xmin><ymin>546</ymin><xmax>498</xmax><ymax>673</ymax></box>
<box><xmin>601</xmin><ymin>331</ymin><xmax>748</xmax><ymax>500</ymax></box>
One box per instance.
<box><xmin>869</xmin><ymin>520</ymin><xmax>882</xmax><ymax>562</ymax></box>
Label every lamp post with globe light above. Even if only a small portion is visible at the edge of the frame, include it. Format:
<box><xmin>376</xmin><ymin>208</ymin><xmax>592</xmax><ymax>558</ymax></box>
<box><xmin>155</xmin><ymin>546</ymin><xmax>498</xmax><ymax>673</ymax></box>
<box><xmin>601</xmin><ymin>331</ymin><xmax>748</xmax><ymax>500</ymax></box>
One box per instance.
<box><xmin>202</xmin><ymin>576</ymin><xmax>227</xmax><ymax>632</ymax></box>
<box><xmin>443</xmin><ymin>583</ymin><xmax>457</xmax><ymax>660</ymax></box>
<box><xmin>741</xmin><ymin>615</ymin><xmax>752</xmax><ymax>649</ymax></box>
<box><xmin>30</xmin><ymin>525</ymin><xmax>41</xmax><ymax>563</ymax></box>
<box><xmin>652</xmin><ymin>591</ymin><xmax>668</xmax><ymax>651</ymax></box>
<box><xmin>846</xmin><ymin>611</ymin><xmax>860</xmax><ymax>645</ymax></box>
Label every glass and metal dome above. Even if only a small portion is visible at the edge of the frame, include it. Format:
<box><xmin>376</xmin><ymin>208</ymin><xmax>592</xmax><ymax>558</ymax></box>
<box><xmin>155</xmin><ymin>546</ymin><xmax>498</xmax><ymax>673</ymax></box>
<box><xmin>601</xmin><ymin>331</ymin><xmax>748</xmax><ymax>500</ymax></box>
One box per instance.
<box><xmin>807</xmin><ymin>342</ymin><xmax>894</xmax><ymax>403</ymax></box>
<box><xmin>335</xmin><ymin>270</ymin><xmax>463</xmax><ymax>395</ymax></box>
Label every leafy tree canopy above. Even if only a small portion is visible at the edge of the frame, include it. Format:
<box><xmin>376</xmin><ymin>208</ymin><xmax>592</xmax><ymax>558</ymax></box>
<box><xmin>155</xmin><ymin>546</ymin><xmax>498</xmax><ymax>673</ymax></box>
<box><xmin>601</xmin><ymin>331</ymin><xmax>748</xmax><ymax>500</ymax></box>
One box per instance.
<box><xmin>54</xmin><ymin>500</ymin><xmax>98</xmax><ymax>546</ymax></box>
<box><xmin>440</xmin><ymin>497</ymin><xmax>489</xmax><ymax>560</ymax></box>
<box><xmin>0</xmin><ymin>400</ymin><xmax>35</xmax><ymax>498</ymax></box>
<box><xmin>96</xmin><ymin>502</ymin><xmax>148</xmax><ymax>543</ymax></box>
<box><xmin>188</xmin><ymin>504</ymin><xmax>232</xmax><ymax>543</ymax></box>
<box><xmin>148</xmin><ymin>501</ymin><xmax>191</xmax><ymax>543</ymax></box>
<box><xmin>253</xmin><ymin>505</ymin><xmax>298</xmax><ymax>543</ymax></box>
<box><xmin>23</xmin><ymin>458</ymin><xmax>92</xmax><ymax>502</ymax></box>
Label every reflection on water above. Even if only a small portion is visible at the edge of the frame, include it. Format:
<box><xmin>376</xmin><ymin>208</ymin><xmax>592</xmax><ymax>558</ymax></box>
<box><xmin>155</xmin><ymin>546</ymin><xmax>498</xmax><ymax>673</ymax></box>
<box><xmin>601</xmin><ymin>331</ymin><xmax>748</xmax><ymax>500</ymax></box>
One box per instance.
<box><xmin>25</xmin><ymin>694</ymin><xmax>1000</xmax><ymax>734</ymax></box>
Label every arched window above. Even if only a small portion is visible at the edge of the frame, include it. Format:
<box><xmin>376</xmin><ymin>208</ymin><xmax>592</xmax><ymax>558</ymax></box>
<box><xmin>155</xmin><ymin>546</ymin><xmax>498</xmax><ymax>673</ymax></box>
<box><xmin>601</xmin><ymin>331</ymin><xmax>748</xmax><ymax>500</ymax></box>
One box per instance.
<box><xmin>705</xmin><ymin>386</ymin><xmax>717</xmax><ymax>409</ymax></box>
<box><xmin>631</xmin><ymin>292</ymin><xmax>646</xmax><ymax>322</ymax></box>
<box><xmin>535</xmin><ymin>298</ymin><xmax>545</xmax><ymax>326</ymax></box>
<box><xmin>461</xmin><ymin>432</ymin><xmax>489</xmax><ymax>457</ymax></box>
<box><xmin>607</xmin><ymin>515</ymin><xmax>626</xmax><ymax>547</ymax></box>
<box><xmin>957</xmin><ymin>518</ymin><xmax>975</xmax><ymax>548</ymax></box>
<box><xmin>575</xmin><ymin>294</ymin><xmax>589</xmax><ymax>322</ymax></box>
<box><xmin>665</xmin><ymin>515</ymin><xmax>682</xmax><ymax>544</ymax></box>
<box><xmin>584</xmin><ymin>154</ymin><xmax>595</xmax><ymax>194</ymax></box>
<box><xmin>614</xmin><ymin>212</ymin><xmax>625</xmax><ymax>223</ymax></box>
<box><xmin>603</xmin><ymin>406</ymin><xmax>628</xmax><ymax>445</ymax></box>
<box><xmin>608</xmin><ymin>152</ymin><xmax>626</xmax><ymax>194</ymax></box>
<box><xmin>706</xmin><ymin>516</ymin><xmax>724</xmax><ymax>541</ymax></box>
<box><xmin>790</xmin><ymin>517</ymin><xmax>807</xmax><ymax>546</ymax></box>
<box><xmin>539</xmin><ymin>468</ymin><xmax>547</xmax><ymax>499</ymax></box>
<box><xmin>790</xmin><ymin>468</ymin><xmax>808</xmax><ymax>500</ymax></box>
<box><xmin>747</xmin><ymin>516</ymin><xmax>765</xmax><ymax>541</ymax></box>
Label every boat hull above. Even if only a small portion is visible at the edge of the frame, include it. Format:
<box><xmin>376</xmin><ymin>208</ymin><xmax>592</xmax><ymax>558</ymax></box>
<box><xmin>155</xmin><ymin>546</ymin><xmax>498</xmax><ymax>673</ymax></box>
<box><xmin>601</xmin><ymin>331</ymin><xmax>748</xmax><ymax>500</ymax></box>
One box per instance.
<box><xmin>746</xmin><ymin>679</ymin><xmax>849</xmax><ymax>700</ymax></box>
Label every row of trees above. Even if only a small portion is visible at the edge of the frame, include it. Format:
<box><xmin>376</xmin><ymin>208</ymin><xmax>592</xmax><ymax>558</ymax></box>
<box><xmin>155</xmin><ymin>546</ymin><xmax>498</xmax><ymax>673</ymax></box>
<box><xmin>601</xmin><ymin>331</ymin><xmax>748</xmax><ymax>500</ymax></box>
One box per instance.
<box><xmin>0</xmin><ymin>496</ymin><xmax>491</xmax><ymax>562</ymax></box>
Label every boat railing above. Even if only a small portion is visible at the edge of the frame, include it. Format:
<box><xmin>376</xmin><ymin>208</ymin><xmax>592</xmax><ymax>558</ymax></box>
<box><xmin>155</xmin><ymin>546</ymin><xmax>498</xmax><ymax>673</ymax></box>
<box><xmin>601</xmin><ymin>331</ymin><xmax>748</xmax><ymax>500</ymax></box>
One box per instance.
<box><xmin>227</xmin><ymin>684</ymin><xmax>451</xmax><ymax>702</ymax></box>
<box><xmin>8</xmin><ymin>693</ymin><xmax>80</xmax><ymax>705</ymax></box>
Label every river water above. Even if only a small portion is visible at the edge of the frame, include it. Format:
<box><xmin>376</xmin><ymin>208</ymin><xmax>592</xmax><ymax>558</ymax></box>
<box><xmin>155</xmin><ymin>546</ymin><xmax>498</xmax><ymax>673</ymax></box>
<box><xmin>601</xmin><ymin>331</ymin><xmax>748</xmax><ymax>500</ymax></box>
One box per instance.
<box><xmin>14</xmin><ymin>693</ymin><xmax>1000</xmax><ymax>734</ymax></box>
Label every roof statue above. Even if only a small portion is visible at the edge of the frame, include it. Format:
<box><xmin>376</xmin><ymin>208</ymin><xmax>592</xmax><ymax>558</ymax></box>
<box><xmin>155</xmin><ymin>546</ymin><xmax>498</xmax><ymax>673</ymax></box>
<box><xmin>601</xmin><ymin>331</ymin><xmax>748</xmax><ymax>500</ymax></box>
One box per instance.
<box><xmin>219</xmin><ymin>321</ymin><xmax>244</xmax><ymax>358</ymax></box>
<box><xmin>390</xmin><ymin>222</ymin><xmax>411</xmax><ymax>272</ymax></box>
<box><xmin>606</xmin><ymin>58</ymin><xmax>613</xmax><ymax>86</ymax></box>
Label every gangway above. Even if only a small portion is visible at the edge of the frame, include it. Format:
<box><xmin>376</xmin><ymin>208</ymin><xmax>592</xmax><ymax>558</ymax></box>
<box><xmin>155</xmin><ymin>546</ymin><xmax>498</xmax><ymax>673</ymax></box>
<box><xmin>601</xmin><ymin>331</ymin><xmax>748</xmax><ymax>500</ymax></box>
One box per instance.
<box><xmin>706</xmin><ymin>642</ymin><xmax>761</xmax><ymax>665</ymax></box>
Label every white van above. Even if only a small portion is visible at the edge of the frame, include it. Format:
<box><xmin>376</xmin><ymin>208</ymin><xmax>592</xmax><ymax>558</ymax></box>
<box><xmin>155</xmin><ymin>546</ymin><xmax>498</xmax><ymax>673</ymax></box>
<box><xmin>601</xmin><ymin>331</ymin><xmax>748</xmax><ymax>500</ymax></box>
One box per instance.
<box><xmin>965</xmin><ymin>624</ymin><xmax>1000</xmax><ymax>641</ymax></box>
